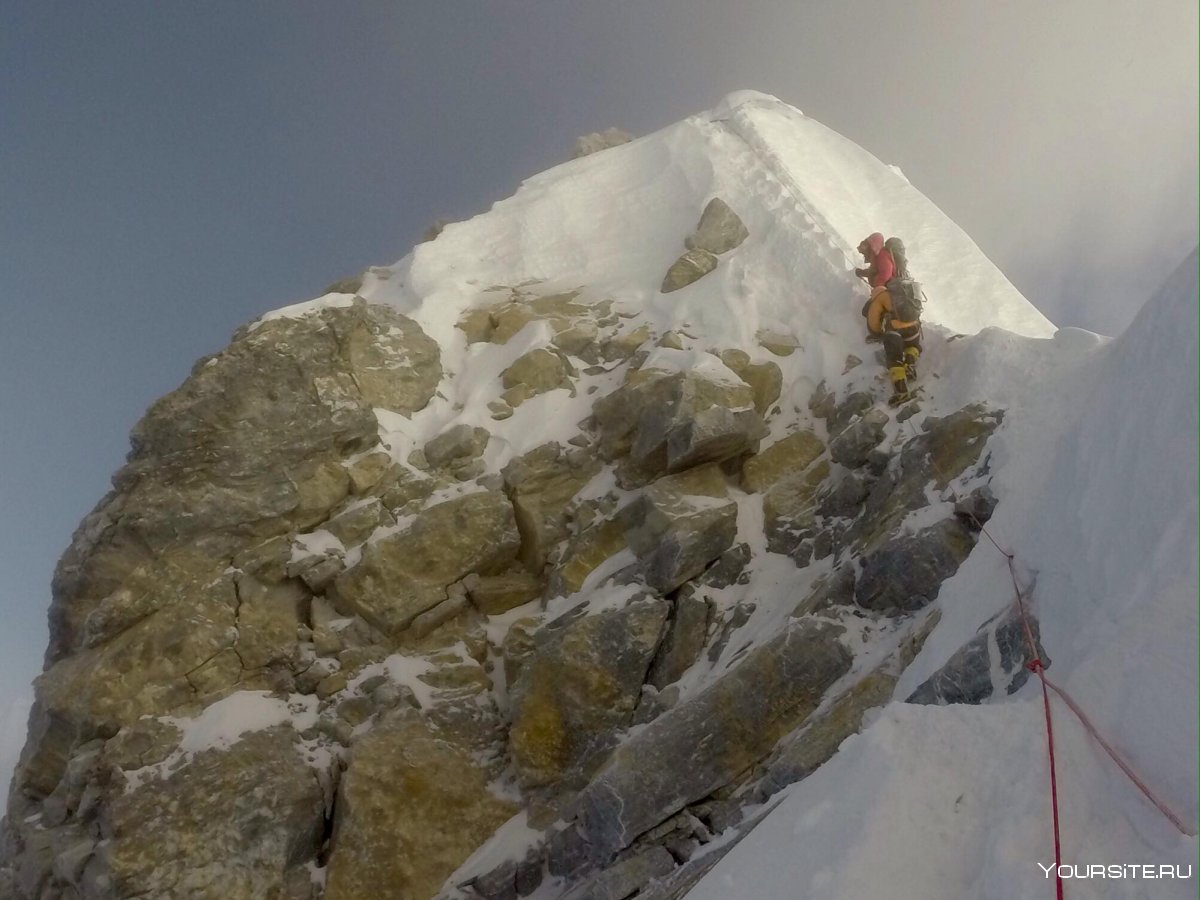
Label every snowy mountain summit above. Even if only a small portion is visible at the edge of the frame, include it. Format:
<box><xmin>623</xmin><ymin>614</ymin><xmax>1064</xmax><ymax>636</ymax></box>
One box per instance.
<box><xmin>3</xmin><ymin>92</ymin><xmax>1195</xmax><ymax>900</ymax></box>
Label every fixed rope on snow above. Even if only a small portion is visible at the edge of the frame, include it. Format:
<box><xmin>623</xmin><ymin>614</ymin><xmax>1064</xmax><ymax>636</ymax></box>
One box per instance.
<box><xmin>892</xmin><ymin>412</ymin><xmax>1195</xmax><ymax>898</ymax></box>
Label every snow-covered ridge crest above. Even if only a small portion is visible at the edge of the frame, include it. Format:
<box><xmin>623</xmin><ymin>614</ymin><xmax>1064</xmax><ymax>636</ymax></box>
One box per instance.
<box><xmin>358</xmin><ymin>89</ymin><xmax>1053</xmax><ymax>355</ymax></box>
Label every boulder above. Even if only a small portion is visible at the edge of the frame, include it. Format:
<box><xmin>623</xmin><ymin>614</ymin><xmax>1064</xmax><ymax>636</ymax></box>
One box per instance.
<box><xmin>762</xmin><ymin>459</ymin><xmax>830</xmax><ymax>557</ymax></box>
<box><xmin>100</xmin><ymin>728</ymin><xmax>327</xmax><ymax>899</ymax></box>
<box><xmin>325</xmin><ymin>709</ymin><xmax>518</xmax><ymax>900</ymax></box>
<box><xmin>741</xmin><ymin>430</ymin><xmax>824</xmax><ymax>493</ymax></box>
<box><xmin>321</xmin><ymin>498</ymin><xmax>392</xmax><ymax>547</ymax></box>
<box><xmin>624</xmin><ymin>465</ymin><xmax>738</xmax><ymax>593</ymax></box>
<box><xmin>503</xmin><ymin>443</ymin><xmax>602</xmax><ymax>571</ymax></box>
<box><xmin>550</xmin><ymin>516</ymin><xmax>632</xmax><ymax>596</ymax></box>
<box><xmin>817</xmin><ymin>470</ymin><xmax>875</xmax><ymax>519</ymax></box>
<box><xmin>330</xmin><ymin>490</ymin><xmax>520</xmax><ymax>635</ymax></box>
<box><xmin>465</xmin><ymin>572</ymin><xmax>544</xmax><ymax>615</ymax></box>
<box><xmin>660</xmin><ymin>250</ymin><xmax>718</xmax><ymax>293</ymax></box>
<box><xmin>646</xmin><ymin>592</ymin><xmax>710</xmax><ymax>689</ymax></box>
<box><xmin>685</xmin><ymin>198</ymin><xmax>749</xmax><ymax>256</ymax></box>
<box><xmin>601</xmin><ymin>324</ymin><xmax>653</xmax><ymax>362</ymax></box>
<box><xmin>562</xmin><ymin>619</ymin><xmax>851</xmax><ymax>869</ymax></box>
<box><xmin>509</xmin><ymin>599</ymin><xmax>669</xmax><ymax>788</ymax></box>
<box><xmin>855</xmin><ymin>518</ymin><xmax>977</xmax><ymax>613</ymax></box>
<box><xmin>954</xmin><ymin>484</ymin><xmax>999</xmax><ymax>529</ymax></box>
<box><xmin>756</xmin><ymin>330</ymin><xmax>798</xmax><ymax>357</ymax></box>
<box><xmin>847</xmin><ymin>404</ymin><xmax>1003</xmax><ymax>553</ymax></box>
<box><xmin>502</xmin><ymin>348</ymin><xmax>573</xmax><ymax>402</ymax></box>
<box><xmin>718</xmin><ymin>351</ymin><xmax>781</xmax><ymax>416</ymax></box>
<box><xmin>593</xmin><ymin>361</ymin><xmax>764</xmax><ymax>486</ymax></box>
<box><xmin>826</xmin><ymin>391</ymin><xmax>874</xmax><ymax>437</ymax></box>
<box><xmin>828</xmin><ymin>408</ymin><xmax>889</xmax><ymax>468</ymax></box>
<box><xmin>424</xmin><ymin>424</ymin><xmax>491</xmax><ymax>469</ymax></box>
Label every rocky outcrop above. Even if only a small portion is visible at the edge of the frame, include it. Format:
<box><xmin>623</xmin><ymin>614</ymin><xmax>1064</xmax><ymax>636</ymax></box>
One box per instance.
<box><xmin>855</xmin><ymin>519</ymin><xmax>977</xmax><ymax>613</ymax></box>
<box><xmin>685</xmin><ymin>198</ymin><xmax>749</xmax><ymax>256</ymax></box>
<box><xmin>571</xmin><ymin>128</ymin><xmax>634</xmax><ymax>159</ymax></box>
<box><xmin>593</xmin><ymin>355</ymin><xmax>765</xmax><ymax>486</ymax></box>
<box><xmin>661</xmin><ymin>198</ymin><xmax>749</xmax><ymax>293</ymax></box>
<box><xmin>624</xmin><ymin>465</ymin><xmax>738</xmax><ymax>593</ymax></box>
<box><xmin>101</xmin><ymin>728</ymin><xmax>327</xmax><ymax>899</ymax></box>
<box><xmin>326</xmin><ymin>708</ymin><xmax>517</xmax><ymax>900</ymax></box>
<box><xmin>549</xmin><ymin>619</ymin><xmax>851</xmax><ymax>874</ymax></box>
<box><xmin>660</xmin><ymin>249</ymin><xmax>718</xmax><ymax>293</ymax></box>
<box><xmin>3</xmin><ymin>240</ymin><xmax>1013</xmax><ymax>900</ymax></box>
<box><xmin>907</xmin><ymin>607</ymin><xmax>1046</xmax><ymax>704</ymax></box>
<box><xmin>509</xmin><ymin>598</ymin><xmax>669</xmax><ymax>790</ymax></box>
<box><xmin>331</xmin><ymin>489</ymin><xmax>521</xmax><ymax>635</ymax></box>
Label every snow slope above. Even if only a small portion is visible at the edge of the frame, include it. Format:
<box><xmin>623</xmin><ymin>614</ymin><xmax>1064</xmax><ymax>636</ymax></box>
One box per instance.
<box><xmin>688</xmin><ymin>250</ymin><xmax>1199</xmax><ymax>899</ymax></box>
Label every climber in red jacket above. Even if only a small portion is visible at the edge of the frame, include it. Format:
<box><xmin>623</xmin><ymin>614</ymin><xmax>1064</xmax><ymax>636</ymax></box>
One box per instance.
<box><xmin>855</xmin><ymin>232</ymin><xmax>895</xmax><ymax>288</ymax></box>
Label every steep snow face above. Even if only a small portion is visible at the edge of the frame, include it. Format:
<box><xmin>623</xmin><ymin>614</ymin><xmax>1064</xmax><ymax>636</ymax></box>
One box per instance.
<box><xmin>362</xmin><ymin>90</ymin><xmax>1053</xmax><ymax>361</ymax></box>
<box><xmin>689</xmin><ymin>251</ymin><xmax>1199</xmax><ymax>900</ymax></box>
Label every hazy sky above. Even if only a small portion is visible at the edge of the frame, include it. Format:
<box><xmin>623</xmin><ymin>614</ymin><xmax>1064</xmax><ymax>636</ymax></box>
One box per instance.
<box><xmin>1</xmin><ymin>1</ymin><xmax>1196</xmax><ymax>710</ymax></box>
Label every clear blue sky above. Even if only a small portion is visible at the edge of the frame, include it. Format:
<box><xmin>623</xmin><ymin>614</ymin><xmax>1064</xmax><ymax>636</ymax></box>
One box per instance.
<box><xmin>1</xmin><ymin>1</ymin><xmax>1196</xmax><ymax>707</ymax></box>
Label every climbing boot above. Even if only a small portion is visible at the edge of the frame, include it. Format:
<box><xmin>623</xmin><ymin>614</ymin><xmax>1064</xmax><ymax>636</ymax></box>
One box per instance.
<box><xmin>904</xmin><ymin>345</ymin><xmax>921</xmax><ymax>381</ymax></box>
<box><xmin>888</xmin><ymin>365</ymin><xmax>910</xmax><ymax>403</ymax></box>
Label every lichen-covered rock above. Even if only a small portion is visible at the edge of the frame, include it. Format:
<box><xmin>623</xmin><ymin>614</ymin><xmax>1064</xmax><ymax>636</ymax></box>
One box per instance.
<box><xmin>424</xmin><ymin>424</ymin><xmax>491</xmax><ymax>469</ymax></box>
<box><xmin>550</xmin><ymin>516</ymin><xmax>631</xmax><ymax>596</ymax></box>
<box><xmin>508</xmin><ymin>599</ymin><xmax>669</xmax><ymax>788</ymax></box>
<box><xmin>741</xmin><ymin>430</ymin><xmax>824</xmax><ymax>493</ymax></box>
<box><xmin>624</xmin><ymin>465</ymin><xmax>738</xmax><ymax>593</ymax></box>
<box><xmin>660</xmin><ymin>249</ymin><xmax>718</xmax><ymax>293</ymax></box>
<box><xmin>502</xmin><ymin>348</ymin><xmax>573</xmax><ymax>402</ymax></box>
<box><xmin>321</xmin><ymin>497</ymin><xmax>393</xmax><ymax>547</ymax></box>
<box><xmin>718</xmin><ymin>350</ymin><xmax>781</xmax><ymax>416</ymax></box>
<box><xmin>855</xmin><ymin>518</ymin><xmax>977</xmax><ymax>613</ymax></box>
<box><xmin>465</xmin><ymin>572</ymin><xmax>544</xmax><ymax>615</ymax></box>
<box><xmin>559</xmin><ymin>619</ymin><xmax>851</xmax><ymax>870</ymax></box>
<box><xmin>98</xmin><ymin>728</ymin><xmax>328</xmax><ymax>899</ymax></box>
<box><xmin>325</xmin><ymin>709</ymin><xmax>518</xmax><ymax>900</ymax></box>
<box><xmin>330</xmin><ymin>490</ymin><xmax>520</xmax><ymax>635</ymax></box>
<box><xmin>685</xmin><ymin>198</ymin><xmax>749</xmax><ymax>256</ymax></box>
<box><xmin>503</xmin><ymin>443</ymin><xmax>601</xmax><ymax>572</ymax></box>
<box><xmin>593</xmin><ymin>360</ymin><xmax>764</xmax><ymax>486</ymax></box>
<box><xmin>48</xmin><ymin>300</ymin><xmax>438</xmax><ymax>666</ymax></box>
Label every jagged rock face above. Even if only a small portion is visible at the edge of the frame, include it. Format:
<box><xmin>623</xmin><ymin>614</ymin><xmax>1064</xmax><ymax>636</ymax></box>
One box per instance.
<box><xmin>103</xmin><ymin>728</ymin><xmax>326</xmax><ymax>899</ymax></box>
<box><xmin>330</xmin><ymin>490</ymin><xmax>521</xmax><ymax>635</ymax></box>
<box><xmin>592</xmin><ymin>358</ymin><xmax>765</xmax><ymax>486</ymax></box>
<box><xmin>551</xmin><ymin>620</ymin><xmax>852</xmax><ymax>874</ymax></box>
<box><xmin>325</xmin><ymin>708</ymin><xmax>518</xmax><ymax>900</ymax></box>
<box><xmin>4</xmin><ymin>277</ymin><xmax>1012</xmax><ymax>900</ymax></box>
<box><xmin>509</xmin><ymin>599</ymin><xmax>669</xmax><ymax>791</ymax></box>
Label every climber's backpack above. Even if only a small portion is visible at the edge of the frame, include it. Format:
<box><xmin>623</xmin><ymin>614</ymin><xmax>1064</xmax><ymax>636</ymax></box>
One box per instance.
<box><xmin>887</xmin><ymin>276</ymin><xmax>923</xmax><ymax>322</ymax></box>
<box><xmin>884</xmin><ymin>236</ymin><xmax>922</xmax><ymax>321</ymax></box>
<box><xmin>884</xmin><ymin>236</ymin><xmax>909</xmax><ymax>278</ymax></box>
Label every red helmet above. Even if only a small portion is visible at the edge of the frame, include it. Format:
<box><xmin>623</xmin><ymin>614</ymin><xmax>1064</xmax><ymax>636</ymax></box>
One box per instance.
<box><xmin>866</xmin><ymin>232</ymin><xmax>885</xmax><ymax>255</ymax></box>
